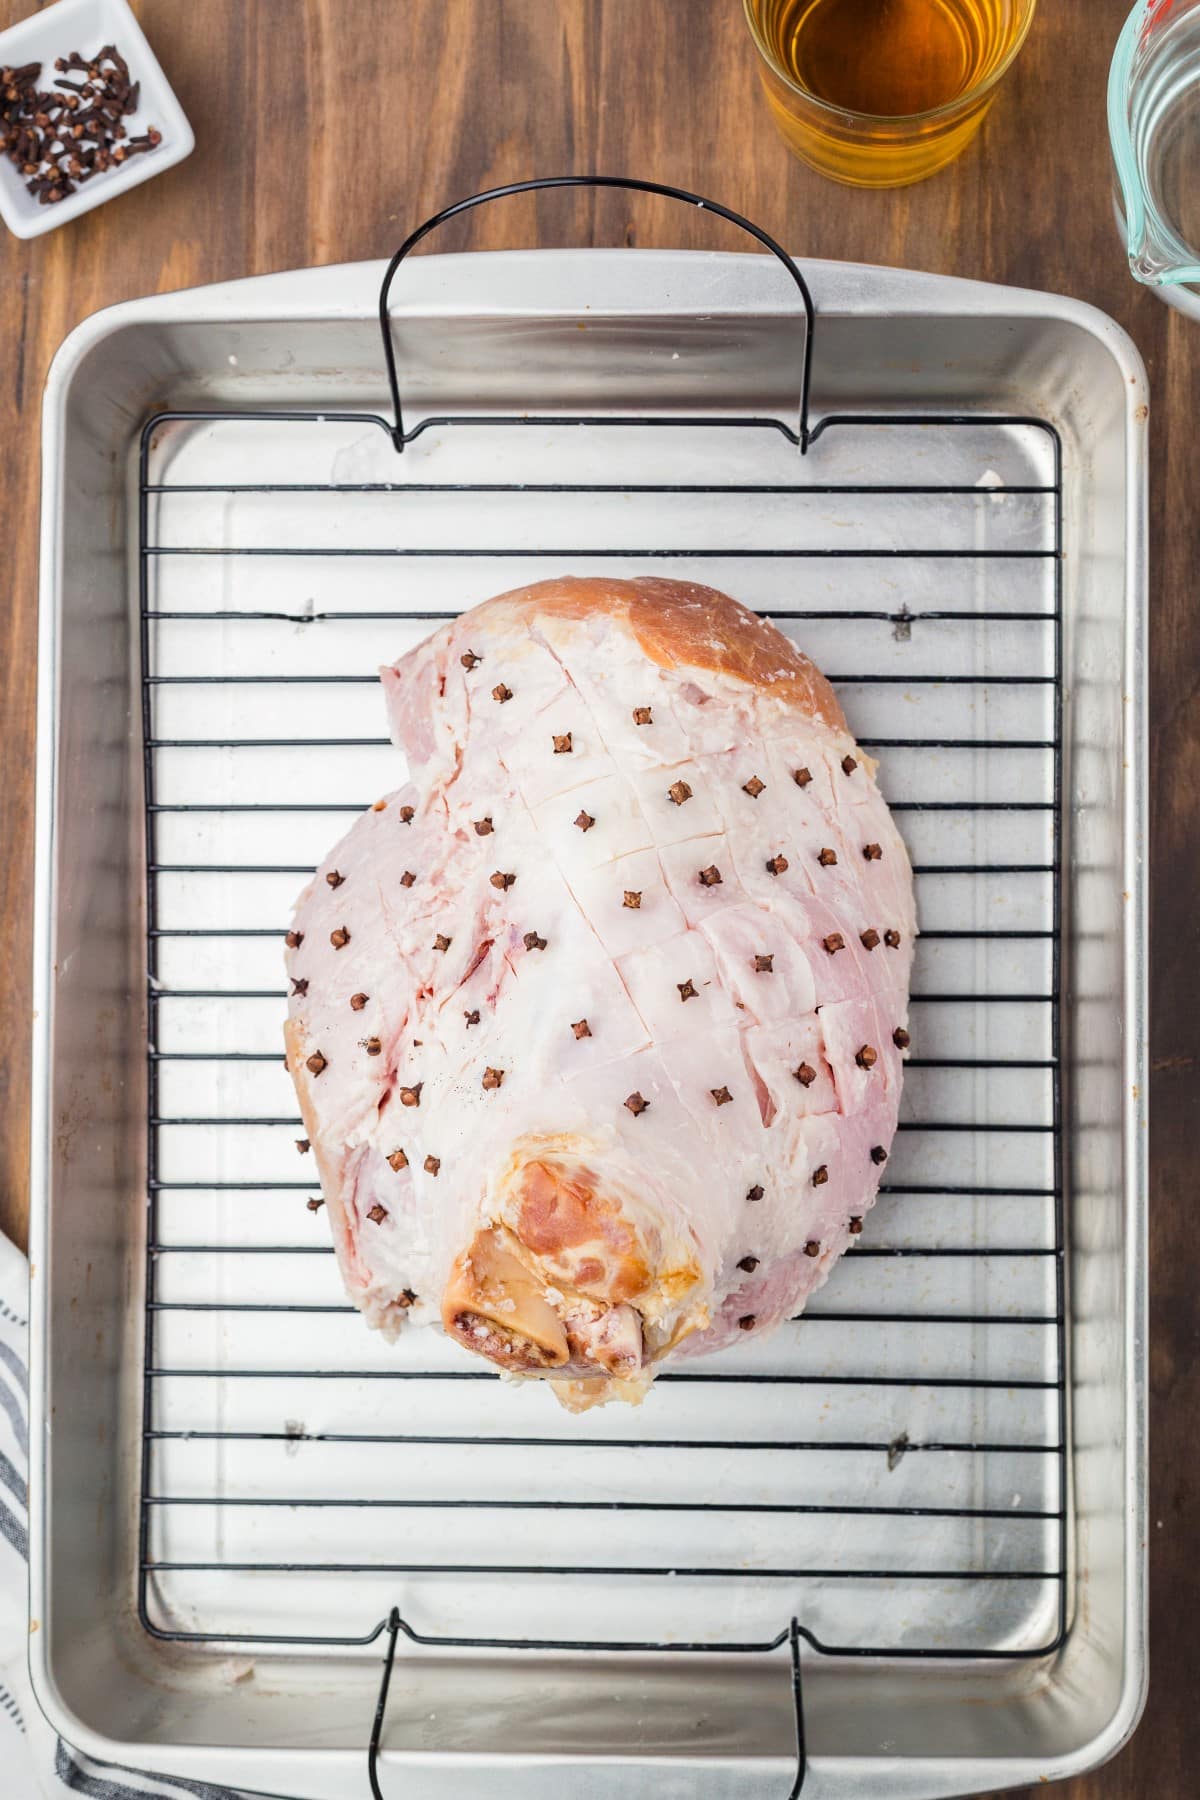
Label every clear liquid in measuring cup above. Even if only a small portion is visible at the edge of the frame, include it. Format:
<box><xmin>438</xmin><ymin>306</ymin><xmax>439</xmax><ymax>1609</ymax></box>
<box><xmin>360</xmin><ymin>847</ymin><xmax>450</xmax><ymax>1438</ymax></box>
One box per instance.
<box><xmin>1133</xmin><ymin>8</ymin><xmax>1200</xmax><ymax>269</ymax></box>
<box><xmin>1112</xmin><ymin>0</ymin><xmax>1200</xmax><ymax>310</ymax></box>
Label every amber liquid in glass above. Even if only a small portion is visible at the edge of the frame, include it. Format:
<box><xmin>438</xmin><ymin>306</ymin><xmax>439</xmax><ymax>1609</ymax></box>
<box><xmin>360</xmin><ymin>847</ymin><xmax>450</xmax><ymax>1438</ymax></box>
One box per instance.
<box><xmin>750</xmin><ymin>0</ymin><xmax>1031</xmax><ymax>186</ymax></box>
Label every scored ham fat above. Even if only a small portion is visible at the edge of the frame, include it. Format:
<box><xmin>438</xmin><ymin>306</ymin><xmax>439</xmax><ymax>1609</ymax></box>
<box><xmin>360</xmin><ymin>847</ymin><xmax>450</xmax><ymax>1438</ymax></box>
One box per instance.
<box><xmin>285</xmin><ymin>577</ymin><xmax>915</xmax><ymax>1409</ymax></box>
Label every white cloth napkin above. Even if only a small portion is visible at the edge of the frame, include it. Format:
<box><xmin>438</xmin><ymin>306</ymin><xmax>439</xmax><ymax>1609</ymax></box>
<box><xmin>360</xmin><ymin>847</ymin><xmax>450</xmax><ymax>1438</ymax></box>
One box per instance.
<box><xmin>0</xmin><ymin>1230</ymin><xmax>255</xmax><ymax>1800</ymax></box>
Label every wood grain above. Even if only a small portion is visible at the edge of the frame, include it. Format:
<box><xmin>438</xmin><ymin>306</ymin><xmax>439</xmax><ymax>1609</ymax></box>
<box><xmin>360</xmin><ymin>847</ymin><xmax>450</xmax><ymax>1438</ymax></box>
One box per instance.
<box><xmin>0</xmin><ymin>2</ymin><xmax>1184</xmax><ymax>1793</ymax></box>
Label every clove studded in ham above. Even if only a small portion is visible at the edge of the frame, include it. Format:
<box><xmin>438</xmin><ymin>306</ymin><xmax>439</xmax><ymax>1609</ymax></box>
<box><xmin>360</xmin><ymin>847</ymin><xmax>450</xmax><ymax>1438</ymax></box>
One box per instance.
<box><xmin>285</xmin><ymin>577</ymin><xmax>915</xmax><ymax>1408</ymax></box>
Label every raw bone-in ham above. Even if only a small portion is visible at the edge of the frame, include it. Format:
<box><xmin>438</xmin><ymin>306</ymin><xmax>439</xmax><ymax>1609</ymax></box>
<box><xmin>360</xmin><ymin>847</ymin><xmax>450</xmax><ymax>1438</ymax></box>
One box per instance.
<box><xmin>285</xmin><ymin>577</ymin><xmax>915</xmax><ymax>1408</ymax></box>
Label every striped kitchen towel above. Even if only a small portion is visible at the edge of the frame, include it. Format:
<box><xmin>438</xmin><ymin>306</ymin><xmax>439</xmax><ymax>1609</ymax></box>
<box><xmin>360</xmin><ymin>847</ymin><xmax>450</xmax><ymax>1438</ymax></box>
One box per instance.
<box><xmin>0</xmin><ymin>1230</ymin><xmax>256</xmax><ymax>1800</ymax></box>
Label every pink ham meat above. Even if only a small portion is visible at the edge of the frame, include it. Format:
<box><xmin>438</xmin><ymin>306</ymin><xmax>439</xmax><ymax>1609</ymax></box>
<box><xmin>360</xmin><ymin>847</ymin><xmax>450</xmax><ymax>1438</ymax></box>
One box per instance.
<box><xmin>284</xmin><ymin>577</ymin><xmax>915</xmax><ymax>1408</ymax></box>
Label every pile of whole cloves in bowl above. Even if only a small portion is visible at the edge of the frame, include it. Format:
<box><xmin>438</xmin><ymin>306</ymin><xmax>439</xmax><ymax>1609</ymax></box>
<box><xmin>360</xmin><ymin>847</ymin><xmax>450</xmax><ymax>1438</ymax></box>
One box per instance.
<box><xmin>0</xmin><ymin>43</ymin><xmax>160</xmax><ymax>206</ymax></box>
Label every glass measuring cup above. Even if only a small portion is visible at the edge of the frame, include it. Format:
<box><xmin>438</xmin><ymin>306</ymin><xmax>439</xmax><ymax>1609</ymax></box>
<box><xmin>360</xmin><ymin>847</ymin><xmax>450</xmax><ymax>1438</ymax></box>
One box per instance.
<box><xmin>1110</xmin><ymin>0</ymin><xmax>1200</xmax><ymax>317</ymax></box>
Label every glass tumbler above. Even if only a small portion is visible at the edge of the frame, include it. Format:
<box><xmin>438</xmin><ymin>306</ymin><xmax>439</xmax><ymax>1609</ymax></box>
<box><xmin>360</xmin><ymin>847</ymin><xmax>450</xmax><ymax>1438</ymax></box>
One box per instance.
<box><xmin>743</xmin><ymin>0</ymin><xmax>1039</xmax><ymax>188</ymax></box>
<box><xmin>1110</xmin><ymin>0</ymin><xmax>1200</xmax><ymax>318</ymax></box>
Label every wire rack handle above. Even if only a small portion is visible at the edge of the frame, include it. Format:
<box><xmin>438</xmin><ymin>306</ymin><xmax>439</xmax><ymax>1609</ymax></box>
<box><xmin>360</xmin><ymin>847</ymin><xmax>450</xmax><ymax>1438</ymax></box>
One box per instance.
<box><xmin>367</xmin><ymin>1610</ymin><xmax>807</xmax><ymax>1798</ymax></box>
<box><xmin>377</xmin><ymin>174</ymin><xmax>818</xmax><ymax>452</ymax></box>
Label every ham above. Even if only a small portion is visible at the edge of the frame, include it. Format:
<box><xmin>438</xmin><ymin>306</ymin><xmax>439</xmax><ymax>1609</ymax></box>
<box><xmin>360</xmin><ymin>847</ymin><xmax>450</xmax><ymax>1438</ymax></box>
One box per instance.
<box><xmin>284</xmin><ymin>577</ymin><xmax>915</xmax><ymax>1408</ymax></box>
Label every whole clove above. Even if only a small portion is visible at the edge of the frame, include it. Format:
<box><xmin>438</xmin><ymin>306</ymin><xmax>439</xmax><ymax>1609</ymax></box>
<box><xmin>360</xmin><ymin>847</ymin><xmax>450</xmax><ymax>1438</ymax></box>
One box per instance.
<box><xmin>1</xmin><ymin>44</ymin><xmax>162</xmax><ymax>206</ymax></box>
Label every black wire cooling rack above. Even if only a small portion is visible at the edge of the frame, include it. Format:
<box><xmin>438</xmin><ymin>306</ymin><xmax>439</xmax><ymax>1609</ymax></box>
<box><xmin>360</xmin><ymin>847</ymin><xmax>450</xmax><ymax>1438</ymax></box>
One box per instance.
<box><xmin>134</xmin><ymin>178</ymin><xmax>1068</xmax><ymax>1797</ymax></box>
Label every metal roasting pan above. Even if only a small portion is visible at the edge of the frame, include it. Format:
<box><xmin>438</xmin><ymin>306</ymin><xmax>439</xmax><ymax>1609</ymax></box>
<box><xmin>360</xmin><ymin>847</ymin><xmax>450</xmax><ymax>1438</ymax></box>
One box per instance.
<box><xmin>30</xmin><ymin>195</ymin><xmax>1148</xmax><ymax>1799</ymax></box>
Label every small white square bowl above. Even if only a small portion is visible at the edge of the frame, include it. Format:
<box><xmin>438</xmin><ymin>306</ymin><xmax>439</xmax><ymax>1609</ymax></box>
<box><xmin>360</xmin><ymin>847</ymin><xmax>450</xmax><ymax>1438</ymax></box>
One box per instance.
<box><xmin>0</xmin><ymin>0</ymin><xmax>192</xmax><ymax>239</ymax></box>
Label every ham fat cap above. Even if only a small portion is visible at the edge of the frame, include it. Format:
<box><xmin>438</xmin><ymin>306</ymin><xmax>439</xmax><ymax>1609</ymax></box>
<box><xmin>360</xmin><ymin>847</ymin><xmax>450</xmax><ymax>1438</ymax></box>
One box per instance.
<box><xmin>284</xmin><ymin>576</ymin><xmax>915</xmax><ymax>1409</ymax></box>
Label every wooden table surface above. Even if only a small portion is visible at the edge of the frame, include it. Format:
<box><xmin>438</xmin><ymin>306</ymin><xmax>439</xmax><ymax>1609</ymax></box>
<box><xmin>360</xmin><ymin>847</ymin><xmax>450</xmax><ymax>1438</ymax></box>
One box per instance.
<box><xmin>0</xmin><ymin>1</ymin><xmax>1186</xmax><ymax>1793</ymax></box>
